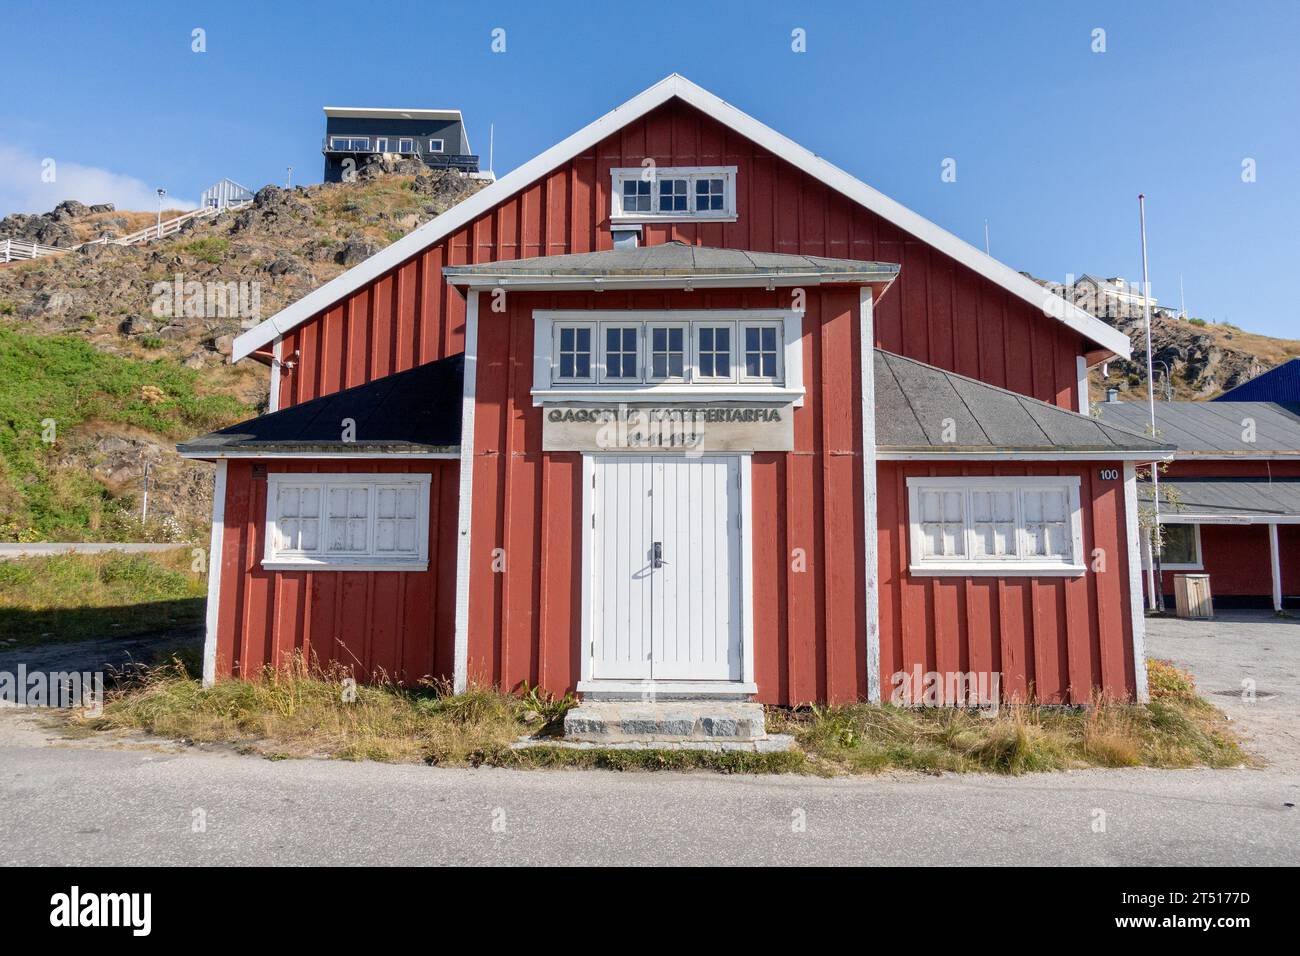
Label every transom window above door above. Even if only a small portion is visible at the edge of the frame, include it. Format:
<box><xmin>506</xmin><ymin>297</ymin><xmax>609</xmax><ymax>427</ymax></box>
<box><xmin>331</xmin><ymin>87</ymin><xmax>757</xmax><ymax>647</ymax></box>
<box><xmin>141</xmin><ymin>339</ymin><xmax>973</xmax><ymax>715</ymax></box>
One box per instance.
<box><xmin>610</xmin><ymin>167</ymin><xmax>738</xmax><ymax>222</ymax></box>
<box><xmin>534</xmin><ymin>310</ymin><xmax>804</xmax><ymax>404</ymax></box>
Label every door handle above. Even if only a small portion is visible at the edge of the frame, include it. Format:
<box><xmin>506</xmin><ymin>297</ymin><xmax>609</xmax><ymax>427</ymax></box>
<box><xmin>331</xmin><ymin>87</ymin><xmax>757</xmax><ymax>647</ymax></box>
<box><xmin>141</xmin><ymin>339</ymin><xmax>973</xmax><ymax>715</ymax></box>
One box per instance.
<box><xmin>652</xmin><ymin>541</ymin><xmax>665</xmax><ymax>568</ymax></box>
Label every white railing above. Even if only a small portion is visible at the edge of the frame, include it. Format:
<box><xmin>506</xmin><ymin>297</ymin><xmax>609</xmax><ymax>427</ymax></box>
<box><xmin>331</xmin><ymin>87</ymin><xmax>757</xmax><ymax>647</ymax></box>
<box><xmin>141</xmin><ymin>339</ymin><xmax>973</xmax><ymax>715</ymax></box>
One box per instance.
<box><xmin>0</xmin><ymin>237</ymin><xmax>66</xmax><ymax>262</ymax></box>
<box><xmin>0</xmin><ymin>199</ymin><xmax>253</xmax><ymax>263</ymax></box>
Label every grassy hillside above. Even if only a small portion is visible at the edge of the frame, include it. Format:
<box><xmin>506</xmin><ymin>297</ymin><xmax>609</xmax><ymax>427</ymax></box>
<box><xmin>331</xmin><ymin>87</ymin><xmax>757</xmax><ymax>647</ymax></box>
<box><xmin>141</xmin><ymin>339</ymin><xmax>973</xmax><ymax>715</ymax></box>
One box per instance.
<box><xmin>0</xmin><ymin>168</ymin><xmax>485</xmax><ymax>542</ymax></box>
<box><xmin>0</xmin><ymin>325</ymin><xmax>252</xmax><ymax>540</ymax></box>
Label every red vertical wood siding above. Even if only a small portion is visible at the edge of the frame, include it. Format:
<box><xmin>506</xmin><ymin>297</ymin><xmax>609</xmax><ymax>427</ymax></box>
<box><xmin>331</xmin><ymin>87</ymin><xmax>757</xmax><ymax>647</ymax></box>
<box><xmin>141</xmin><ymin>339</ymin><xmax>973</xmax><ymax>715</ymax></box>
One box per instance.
<box><xmin>877</xmin><ymin>461</ymin><xmax>1138</xmax><ymax>704</ymax></box>
<box><xmin>465</xmin><ymin>288</ymin><xmax>868</xmax><ymax>704</ymax></box>
<box><xmin>1151</xmin><ymin>460</ymin><xmax>1300</xmax><ymax>600</ymax></box>
<box><xmin>235</xmin><ymin>95</ymin><xmax>1138</xmax><ymax>703</ymax></box>
<box><xmin>212</xmin><ymin>459</ymin><xmax>459</xmax><ymax>683</ymax></box>
<box><xmin>274</xmin><ymin>100</ymin><xmax>1086</xmax><ymax>413</ymax></box>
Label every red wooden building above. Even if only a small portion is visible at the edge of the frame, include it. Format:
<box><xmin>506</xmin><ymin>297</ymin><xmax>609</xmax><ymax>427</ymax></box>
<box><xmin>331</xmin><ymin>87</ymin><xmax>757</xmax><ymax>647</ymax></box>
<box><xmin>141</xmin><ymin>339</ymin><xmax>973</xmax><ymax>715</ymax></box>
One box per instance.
<box><xmin>1095</xmin><ymin>398</ymin><xmax>1300</xmax><ymax>612</ymax></box>
<box><xmin>182</xmin><ymin>75</ymin><xmax>1172</xmax><ymax>706</ymax></box>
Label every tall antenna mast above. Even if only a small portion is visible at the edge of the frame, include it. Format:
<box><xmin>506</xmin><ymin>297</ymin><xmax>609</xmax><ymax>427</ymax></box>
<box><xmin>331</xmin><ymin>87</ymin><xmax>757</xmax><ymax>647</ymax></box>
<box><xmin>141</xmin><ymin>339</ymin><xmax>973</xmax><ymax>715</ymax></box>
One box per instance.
<box><xmin>489</xmin><ymin>123</ymin><xmax>495</xmax><ymax>177</ymax></box>
<box><xmin>984</xmin><ymin>219</ymin><xmax>990</xmax><ymax>255</ymax></box>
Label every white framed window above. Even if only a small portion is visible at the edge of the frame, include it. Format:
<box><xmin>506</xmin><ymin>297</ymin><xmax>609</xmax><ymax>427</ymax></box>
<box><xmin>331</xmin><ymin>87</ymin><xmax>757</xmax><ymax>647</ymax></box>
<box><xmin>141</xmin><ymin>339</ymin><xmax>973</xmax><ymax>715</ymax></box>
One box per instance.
<box><xmin>741</xmin><ymin>322</ymin><xmax>782</xmax><ymax>381</ymax></box>
<box><xmin>375</xmin><ymin>137</ymin><xmax>389</xmax><ymax>153</ymax></box>
<box><xmin>906</xmin><ymin>477</ymin><xmax>1085</xmax><ymax>576</ymax></box>
<box><xmin>1145</xmin><ymin>522</ymin><xmax>1202</xmax><ymax>571</ymax></box>
<box><xmin>330</xmin><ymin>135</ymin><xmax>370</xmax><ymax>151</ymax></box>
<box><xmin>398</xmin><ymin>137</ymin><xmax>415</xmax><ymax>153</ymax></box>
<box><xmin>263</xmin><ymin>473</ymin><xmax>430</xmax><ymax>571</ymax></box>
<box><xmin>553</xmin><ymin>322</ymin><xmax>595</xmax><ymax>382</ymax></box>
<box><xmin>647</xmin><ymin>322</ymin><xmax>688</xmax><ymax>381</ymax></box>
<box><xmin>610</xmin><ymin>166</ymin><xmax>738</xmax><ymax>222</ymax></box>
<box><xmin>428</xmin><ymin>138</ymin><xmax>444</xmax><ymax>153</ymax></box>
<box><xmin>534</xmin><ymin>310</ymin><xmax>804</xmax><ymax>403</ymax></box>
<box><xmin>600</xmin><ymin>324</ymin><xmax>640</xmax><ymax>382</ymax></box>
<box><xmin>695</xmin><ymin>323</ymin><xmax>736</xmax><ymax>381</ymax></box>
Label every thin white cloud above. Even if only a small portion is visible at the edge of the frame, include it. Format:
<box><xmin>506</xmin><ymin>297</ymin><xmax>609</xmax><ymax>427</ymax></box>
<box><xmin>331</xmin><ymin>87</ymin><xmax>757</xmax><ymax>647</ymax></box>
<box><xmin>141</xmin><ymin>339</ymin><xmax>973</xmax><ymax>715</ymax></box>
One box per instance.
<box><xmin>0</xmin><ymin>143</ymin><xmax>198</xmax><ymax>217</ymax></box>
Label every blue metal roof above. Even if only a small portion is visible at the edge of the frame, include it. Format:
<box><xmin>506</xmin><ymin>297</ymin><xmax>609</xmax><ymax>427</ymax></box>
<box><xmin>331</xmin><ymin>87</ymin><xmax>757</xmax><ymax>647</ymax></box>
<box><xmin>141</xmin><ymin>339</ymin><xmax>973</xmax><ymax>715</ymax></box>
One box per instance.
<box><xmin>1214</xmin><ymin>358</ymin><xmax>1300</xmax><ymax>403</ymax></box>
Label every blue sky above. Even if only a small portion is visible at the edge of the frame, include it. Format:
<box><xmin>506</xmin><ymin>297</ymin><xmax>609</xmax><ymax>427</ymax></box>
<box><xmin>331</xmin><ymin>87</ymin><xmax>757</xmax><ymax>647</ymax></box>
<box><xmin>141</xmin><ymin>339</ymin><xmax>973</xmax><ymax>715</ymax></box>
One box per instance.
<box><xmin>2</xmin><ymin>0</ymin><xmax>1297</xmax><ymax>337</ymax></box>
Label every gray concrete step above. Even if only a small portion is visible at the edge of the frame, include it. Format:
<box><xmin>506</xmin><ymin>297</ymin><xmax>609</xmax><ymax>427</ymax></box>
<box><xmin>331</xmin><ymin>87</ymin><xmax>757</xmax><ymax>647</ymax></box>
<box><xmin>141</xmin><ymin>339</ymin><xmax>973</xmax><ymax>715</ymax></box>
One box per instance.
<box><xmin>563</xmin><ymin>701</ymin><xmax>768</xmax><ymax>743</ymax></box>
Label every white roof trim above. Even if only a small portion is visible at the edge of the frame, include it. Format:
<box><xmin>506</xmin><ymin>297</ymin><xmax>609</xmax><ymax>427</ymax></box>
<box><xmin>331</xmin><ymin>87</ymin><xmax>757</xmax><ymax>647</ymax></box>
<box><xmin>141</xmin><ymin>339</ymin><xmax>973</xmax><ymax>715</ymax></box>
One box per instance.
<box><xmin>237</xmin><ymin>75</ymin><xmax>1131</xmax><ymax>362</ymax></box>
<box><xmin>323</xmin><ymin>106</ymin><xmax>463</xmax><ymax>120</ymax></box>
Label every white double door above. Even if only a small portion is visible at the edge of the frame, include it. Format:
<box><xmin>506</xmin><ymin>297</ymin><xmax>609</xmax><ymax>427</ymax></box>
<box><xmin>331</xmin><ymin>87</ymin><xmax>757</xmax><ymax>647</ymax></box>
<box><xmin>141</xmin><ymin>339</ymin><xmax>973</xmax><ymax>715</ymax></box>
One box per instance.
<box><xmin>590</xmin><ymin>455</ymin><xmax>743</xmax><ymax>683</ymax></box>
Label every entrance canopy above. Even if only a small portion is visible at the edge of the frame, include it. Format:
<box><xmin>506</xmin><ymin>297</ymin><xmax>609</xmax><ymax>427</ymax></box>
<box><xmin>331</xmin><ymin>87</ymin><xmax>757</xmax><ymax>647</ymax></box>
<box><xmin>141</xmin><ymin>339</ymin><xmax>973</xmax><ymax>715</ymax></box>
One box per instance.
<box><xmin>443</xmin><ymin>240</ymin><xmax>900</xmax><ymax>293</ymax></box>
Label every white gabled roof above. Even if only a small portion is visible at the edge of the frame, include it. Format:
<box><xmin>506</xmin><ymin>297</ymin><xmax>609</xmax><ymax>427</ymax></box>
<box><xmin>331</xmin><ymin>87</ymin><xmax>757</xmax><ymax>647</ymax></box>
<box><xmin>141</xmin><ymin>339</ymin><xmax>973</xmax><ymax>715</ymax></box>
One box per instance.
<box><xmin>236</xmin><ymin>75</ymin><xmax>1131</xmax><ymax>362</ymax></box>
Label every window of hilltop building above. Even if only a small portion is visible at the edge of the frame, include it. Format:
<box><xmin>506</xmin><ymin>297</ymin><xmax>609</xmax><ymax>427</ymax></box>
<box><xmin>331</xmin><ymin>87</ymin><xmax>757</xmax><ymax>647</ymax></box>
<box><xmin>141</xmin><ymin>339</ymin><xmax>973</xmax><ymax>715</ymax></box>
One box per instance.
<box><xmin>906</xmin><ymin>477</ymin><xmax>1085</xmax><ymax>576</ymax></box>
<box><xmin>263</xmin><ymin>474</ymin><xmax>431</xmax><ymax>571</ymax></box>
<box><xmin>610</xmin><ymin>167</ymin><xmax>737</xmax><ymax>222</ymax></box>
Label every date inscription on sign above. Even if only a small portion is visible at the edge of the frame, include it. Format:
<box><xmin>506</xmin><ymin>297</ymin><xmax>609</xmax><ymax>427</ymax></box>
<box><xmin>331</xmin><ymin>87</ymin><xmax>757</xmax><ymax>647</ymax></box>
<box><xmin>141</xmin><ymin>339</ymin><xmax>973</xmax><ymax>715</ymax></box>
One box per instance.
<box><xmin>542</xmin><ymin>403</ymin><xmax>794</xmax><ymax>452</ymax></box>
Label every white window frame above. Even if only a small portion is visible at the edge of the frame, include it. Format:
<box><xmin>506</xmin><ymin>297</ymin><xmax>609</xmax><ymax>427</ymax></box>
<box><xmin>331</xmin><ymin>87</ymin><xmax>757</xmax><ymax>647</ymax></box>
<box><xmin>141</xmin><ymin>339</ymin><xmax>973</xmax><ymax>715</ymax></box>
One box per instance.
<box><xmin>694</xmin><ymin>321</ymin><xmax>738</xmax><ymax>383</ymax></box>
<box><xmin>609</xmin><ymin>166</ymin><xmax>738</xmax><ymax>223</ymax></box>
<box><xmin>263</xmin><ymin>473</ymin><xmax>431</xmax><ymax>571</ymax></box>
<box><xmin>330</xmin><ymin>135</ymin><xmax>371</xmax><ymax>151</ymax></box>
<box><xmin>552</xmin><ymin>321</ymin><xmax>597</xmax><ymax>383</ymax></box>
<box><xmin>533</xmin><ymin>310</ymin><xmax>804</xmax><ymax>404</ymax></box>
<box><xmin>375</xmin><ymin>136</ymin><xmax>389</xmax><ymax>153</ymax></box>
<box><xmin>1144</xmin><ymin>521</ymin><xmax>1203</xmax><ymax>571</ymax></box>
<box><xmin>398</xmin><ymin>137</ymin><xmax>415</xmax><ymax>154</ymax></box>
<box><xmin>598</xmin><ymin>321</ymin><xmax>642</xmax><ymax>383</ymax></box>
<box><xmin>906</xmin><ymin>476</ymin><xmax>1086</xmax><ymax>576</ymax></box>
<box><xmin>739</xmin><ymin>320</ymin><xmax>784</xmax><ymax>383</ymax></box>
<box><xmin>429</xmin><ymin>138</ymin><xmax>445</xmax><ymax>153</ymax></box>
<box><xmin>645</xmin><ymin>321</ymin><xmax>690</xmax><ymax>383</ymax></box>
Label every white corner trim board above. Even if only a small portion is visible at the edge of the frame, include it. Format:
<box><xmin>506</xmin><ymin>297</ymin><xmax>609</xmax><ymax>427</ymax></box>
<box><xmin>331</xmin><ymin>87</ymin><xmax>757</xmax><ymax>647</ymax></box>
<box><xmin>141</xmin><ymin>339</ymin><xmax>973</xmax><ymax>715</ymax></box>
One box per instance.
<box><xmin>859</xmin><ymin>289</ymin><xmax>881</xmax><ymax>703</ymax></box>
<box><xmin>452</xmin><ymin>291</ymin><xmax>480</xmax><ymax>693</ymax></box>
<box><xmin>1123</xmin><ymin>463</ymin><xmax>1150</xmax><ymax>703</ymax></box>
<box><xmin>202</xmin><ymin>461</ymin><xmax>227</xmax><ymax>687</ymax></box>
<box><xmin>232</xmin><ymin>74</ymin><xmax>1130</xmax><ymax>363</ymax></box>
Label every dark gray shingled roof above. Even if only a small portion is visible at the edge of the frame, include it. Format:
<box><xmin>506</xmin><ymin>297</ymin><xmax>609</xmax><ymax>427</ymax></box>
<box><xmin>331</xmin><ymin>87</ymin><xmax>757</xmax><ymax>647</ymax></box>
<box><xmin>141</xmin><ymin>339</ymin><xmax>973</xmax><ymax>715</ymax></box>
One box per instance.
<box><xmin>875</xmin><ymin>350</ymin><xmax>1172</xmax><ymax>454</ymax></box>
<box><xmin>1093</xmin><ymin>400</ymin><xmax>1300</xmax><ymax>456</ymax></box>
<box><xmin>1140</xmin><ymin>477</ymin><xmax>1300</xmax><ymax>519</ymax></box>
<box><xmin>177</xmin><ymin>353</ymin><xmax>463</xmax><ymax>457</ymax></box>
<box><xmin>443</xmin><ymin>240</ymin><xmax>899</xmax><ymax>282</ymax></box>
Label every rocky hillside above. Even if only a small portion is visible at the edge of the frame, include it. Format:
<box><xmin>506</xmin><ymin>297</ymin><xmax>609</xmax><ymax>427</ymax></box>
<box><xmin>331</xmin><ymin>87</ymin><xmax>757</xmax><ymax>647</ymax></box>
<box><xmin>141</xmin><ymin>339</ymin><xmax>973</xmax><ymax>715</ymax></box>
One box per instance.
<box><xmin>0</xmin><ymin>162</ymin><xmax>484</xmax><ymax>542</ymax></box>
<box><xmin>1090</xmin><ymin>308</ymin><xmax>1300</xmax><ymax>403</ymax></box>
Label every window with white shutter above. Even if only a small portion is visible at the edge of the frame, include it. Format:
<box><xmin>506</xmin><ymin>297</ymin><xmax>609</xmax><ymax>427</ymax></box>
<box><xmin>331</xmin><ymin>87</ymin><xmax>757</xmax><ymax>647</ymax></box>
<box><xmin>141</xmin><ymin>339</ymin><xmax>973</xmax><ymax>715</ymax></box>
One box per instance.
<box><xmin>264</xmin><ymin>474</ymin><xmax>430</xmax><ymax>570</ymax></box>
<box><xmin>907</xmin><ymin>477</ymin><xmax>1084</xmax><ymax>576</ymax></box>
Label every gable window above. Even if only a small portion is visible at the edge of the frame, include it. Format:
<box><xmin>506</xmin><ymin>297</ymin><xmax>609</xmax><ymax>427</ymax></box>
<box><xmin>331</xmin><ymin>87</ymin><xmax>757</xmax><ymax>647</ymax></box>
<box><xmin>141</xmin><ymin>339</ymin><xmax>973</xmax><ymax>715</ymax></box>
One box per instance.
<box><xmin>264</xmin><ymin>474</ymin><xmax>430</xmax><ymax>571</ymax></box>
<box><xmin>622</xmin><ymin>178</ymin><xmax>652</xmax><ymax>214</ymax></box>
<box><xmin>602</xmin><ymin>325</ymin><xmax>639</xmax><ymax>381</ymax></box>
<box><xmin>906</xmin><ymin>477</ymin><xmax>1085</xmax><ymax>576</ymax></box>
<box><xmin>695</xmin><ymin>177</ymin><xmax>725</xmax><ymax>211</ymax></box>
<box><xmin>610</xmin><ymin>167</ymin><xmax>737</xmax><ymax>222</ymax></box>
<box><xmin>658</xmin><ymin>178</ymin><xmax>689</xmax><ymax>212</ymax></box>
<box><xmin>555</xmin><ymin>324</ymin><xmax>594</xmax><ymax>381</ymax></box>
<box><xmin>429</xmin><ymin>138</ymin><xmax>444</xmax><ymax>152</ymax></box>
<box><xmin>742</xmin><ymin>323</ymin><xmax>781</xmax><ymax>380</ymax></box>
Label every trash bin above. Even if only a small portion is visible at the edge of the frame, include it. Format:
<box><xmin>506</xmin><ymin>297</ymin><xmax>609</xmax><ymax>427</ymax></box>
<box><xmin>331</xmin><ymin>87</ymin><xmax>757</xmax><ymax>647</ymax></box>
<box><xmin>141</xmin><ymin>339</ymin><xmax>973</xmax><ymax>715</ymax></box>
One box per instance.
<box><xmin>1173</xmin><ymin>573</ymin><xmax>1213</xmax><ymax>619</ymax></box>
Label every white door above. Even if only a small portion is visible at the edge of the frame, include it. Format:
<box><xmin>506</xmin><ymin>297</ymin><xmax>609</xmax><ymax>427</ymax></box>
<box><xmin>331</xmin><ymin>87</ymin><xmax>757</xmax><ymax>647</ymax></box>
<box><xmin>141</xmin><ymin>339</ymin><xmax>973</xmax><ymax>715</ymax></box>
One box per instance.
<box><xmin>590</xmin><ymin>455</ymin><xmax>743</xmax><ymax>683</ymax></box>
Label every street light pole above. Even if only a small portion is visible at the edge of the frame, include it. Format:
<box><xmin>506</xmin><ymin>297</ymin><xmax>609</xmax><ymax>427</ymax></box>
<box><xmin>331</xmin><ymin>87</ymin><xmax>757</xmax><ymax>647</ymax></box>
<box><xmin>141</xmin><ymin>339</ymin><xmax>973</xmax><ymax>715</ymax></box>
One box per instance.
<box><xmin>156</xmin><ymin>187</ymin><xmax>167</xmax><ymax>239</ymax></box>
<box><xmin>1140</xmin><ymin>194</ymin><xmax>1164</xmax><ymax>612</ymax></box>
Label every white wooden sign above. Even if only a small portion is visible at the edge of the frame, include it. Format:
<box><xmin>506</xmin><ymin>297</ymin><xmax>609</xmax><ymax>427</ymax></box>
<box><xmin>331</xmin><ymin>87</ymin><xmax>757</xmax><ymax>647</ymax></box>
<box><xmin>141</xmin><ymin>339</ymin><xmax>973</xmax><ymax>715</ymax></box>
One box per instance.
<box><xmin>542</xmin><ymin>402</ymin><xmax>794</xmax><ymax>452</ymax></box>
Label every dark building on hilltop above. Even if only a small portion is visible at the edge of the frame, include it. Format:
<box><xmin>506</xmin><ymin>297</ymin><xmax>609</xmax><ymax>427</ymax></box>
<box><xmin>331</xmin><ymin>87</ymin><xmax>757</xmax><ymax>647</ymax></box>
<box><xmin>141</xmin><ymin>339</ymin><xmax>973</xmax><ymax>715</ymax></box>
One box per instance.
<box><xmin>322</xmin><ymin>107</ymin><xmax>479</xmax><ymax>182</ymax></box>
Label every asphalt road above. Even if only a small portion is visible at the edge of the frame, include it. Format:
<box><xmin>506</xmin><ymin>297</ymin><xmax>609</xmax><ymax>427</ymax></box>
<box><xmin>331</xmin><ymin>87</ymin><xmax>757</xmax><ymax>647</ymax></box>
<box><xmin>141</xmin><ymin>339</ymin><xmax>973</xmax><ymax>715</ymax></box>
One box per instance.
<box><xmin>0</xmin><ymin>612</ymin><xmax>1296</xmax><ymax>866</ymax></box>
<box><xmin>0</xmin><ymin>714</ymin><xmax>1295</xmax><ymax>866</ymax></box>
